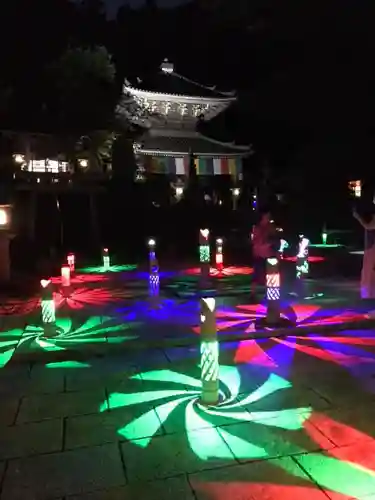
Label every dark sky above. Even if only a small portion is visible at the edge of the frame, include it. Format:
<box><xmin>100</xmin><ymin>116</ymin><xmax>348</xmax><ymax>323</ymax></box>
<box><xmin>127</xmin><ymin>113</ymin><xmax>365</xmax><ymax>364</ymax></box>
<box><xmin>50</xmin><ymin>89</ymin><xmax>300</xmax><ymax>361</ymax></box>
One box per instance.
<box><xmin>104</xmin><ymin>0</ymin><xmax>191</xmax><ymax>17</ymax></box>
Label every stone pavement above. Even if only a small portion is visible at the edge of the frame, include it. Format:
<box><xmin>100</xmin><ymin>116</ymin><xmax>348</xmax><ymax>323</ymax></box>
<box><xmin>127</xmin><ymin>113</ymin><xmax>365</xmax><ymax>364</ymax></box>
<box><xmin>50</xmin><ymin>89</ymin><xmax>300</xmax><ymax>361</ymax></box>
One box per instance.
<box><xmin>1</xmin><ymin>328</ymin><xmax>375</xmax><ymax>499</ymax></box>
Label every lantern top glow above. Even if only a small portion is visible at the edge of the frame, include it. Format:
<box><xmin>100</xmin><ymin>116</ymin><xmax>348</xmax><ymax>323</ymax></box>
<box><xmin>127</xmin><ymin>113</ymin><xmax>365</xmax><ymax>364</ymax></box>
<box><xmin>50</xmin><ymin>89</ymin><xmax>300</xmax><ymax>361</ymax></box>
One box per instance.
<box><xmin>216</xmin><ymin>238</ymin><xmax>223</xmax><ymax>245</ymax></box>
<box><xmin>103</xmin><ymin>248</ymin><xmax>109</xmax><ymax>254</ymax></box>
<box><xmin>233</xmin><ymin>188</ymin><xmax>240</xmax><ymax>197</ymax></box>
<box><xmin>200</xmin><ymin>229</ymin><xmax>209</xmax><ymax>240</ymax></box>
<box><xmin>148</xmin><ymin>238</ymin><xmax>156</xmax><ymax>248</ymax></box>
<box><xmin>175</xmin><ymin>187</ymin><xmax>183</xmax><ymax>196</ymax></box>
<box><xmin>40</xmin><ymin>279</ymin><xmax>51</xmax><ymax>288</ymax></box>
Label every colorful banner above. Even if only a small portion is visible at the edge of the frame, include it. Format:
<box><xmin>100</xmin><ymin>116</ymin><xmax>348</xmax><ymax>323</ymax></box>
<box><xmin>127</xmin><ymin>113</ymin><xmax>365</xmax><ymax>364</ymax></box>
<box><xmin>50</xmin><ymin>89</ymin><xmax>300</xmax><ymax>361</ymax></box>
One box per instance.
<box><xmin>145</xmin><ymin>156</ymin><xmax>242</xmax><ymax>176</ymax></box>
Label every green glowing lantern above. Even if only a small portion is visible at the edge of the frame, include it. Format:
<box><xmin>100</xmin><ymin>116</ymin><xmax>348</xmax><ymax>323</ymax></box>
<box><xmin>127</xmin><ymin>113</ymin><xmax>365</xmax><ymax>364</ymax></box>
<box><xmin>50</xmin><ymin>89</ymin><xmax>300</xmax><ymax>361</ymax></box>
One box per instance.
<box><xmin>199</xmin><ymin>228</ymin><xmax>210</xmax><ymax>283</ymax></box>
<box><xmin>200</xmin><ymin>297</ymin><xmax>219</xmax><ymax>405</ymax></box>
<box><xmin>40</xmin><ymin>279</ymin><xmax>56</xmax><ymax>337</ymax></box>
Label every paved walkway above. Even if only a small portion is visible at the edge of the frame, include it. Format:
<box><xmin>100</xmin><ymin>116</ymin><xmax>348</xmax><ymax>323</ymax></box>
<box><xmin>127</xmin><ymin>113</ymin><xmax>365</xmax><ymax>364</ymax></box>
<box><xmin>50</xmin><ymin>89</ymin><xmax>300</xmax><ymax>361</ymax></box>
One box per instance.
<box><xmin>1</xmin><ymin>266</ymin><xmax>375</xmax><ymax>498</ymax></box>
<box><xmin>1</xmin><ymin>329</ymin><xmax>375</xmax><ymax>498</ymax></box>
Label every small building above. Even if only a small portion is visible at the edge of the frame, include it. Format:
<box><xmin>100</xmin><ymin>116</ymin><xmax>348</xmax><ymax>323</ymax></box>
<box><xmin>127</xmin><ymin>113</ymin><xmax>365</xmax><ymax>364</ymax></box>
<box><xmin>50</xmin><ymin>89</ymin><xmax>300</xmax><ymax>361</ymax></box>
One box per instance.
<box><xmin>118</xmin><ymin>60</ymin><xmax>252</xmax><ymax>189</ymax></box>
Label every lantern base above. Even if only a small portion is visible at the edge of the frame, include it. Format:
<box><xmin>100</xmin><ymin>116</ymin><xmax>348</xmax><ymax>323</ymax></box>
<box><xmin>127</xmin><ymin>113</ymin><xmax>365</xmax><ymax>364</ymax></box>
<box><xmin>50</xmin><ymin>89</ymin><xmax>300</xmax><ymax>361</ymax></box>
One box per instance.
<box><xmin>42</xmin><ymin>323</ymin><xmax>57</xmax><ymax>338</ymax></box>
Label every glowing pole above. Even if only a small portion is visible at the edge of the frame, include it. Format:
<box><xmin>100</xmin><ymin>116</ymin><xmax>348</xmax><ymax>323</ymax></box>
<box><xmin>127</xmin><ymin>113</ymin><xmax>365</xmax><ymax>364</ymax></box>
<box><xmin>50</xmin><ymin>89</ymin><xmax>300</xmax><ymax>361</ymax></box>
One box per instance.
<box><xmin>149</xmin><ymin>272</ymin><xmax>160</xmax><ymax>309</ymax></box>
<box><xmin>67</xmin><ymin>253</ymin><xmax>75</xmax><ymax>273</ymax></box>
<box><xmin>102</xmin><ymin>248</ymin><xmax>110</xmax><ymax>271</ymax></box>
<box><xmin>215</xmin><ymin>238</ymin><xmax>223</xmax><ymax>273</ymax></box>
<box><xmin>40</xmin><ymin>279</ymin><xmax>56</xmax><ymax>337</ymax></box>
<box><xmin>61</xmin><ymin>264</ymin><xmax>71</xmax><ymax>297</ymax></box>
<box><xmin>200</xmin><ymin>297</ymin><xmax>219</xmax><ymax>406</ymax></box>
<box><xmin>266</xmin><ymin>257</ymin><xmax>281</xmax><ymax>324</ymax></box>
<box><xmin>148</xmin><ymin>239</ymin><xmax>158</xmax><ymax>276</ymax></box>
<box><xmin>199</xmin><ymin>229</ymin><xmax>210</xmax><ymax>281</ymax></box>
<box><xmin>278</xmin><ymin>239</ymin><xmax>289</xmax><ymax>260</ymax></box>
<box><xmin>296</xmin><ymin>235</ymin><xmax>310</xmax><ymax>279</ymax></box>
<box><xmin>232</xmin><ymin>187</ymin><xmax>240</xmax><ymax>211</ymax></box>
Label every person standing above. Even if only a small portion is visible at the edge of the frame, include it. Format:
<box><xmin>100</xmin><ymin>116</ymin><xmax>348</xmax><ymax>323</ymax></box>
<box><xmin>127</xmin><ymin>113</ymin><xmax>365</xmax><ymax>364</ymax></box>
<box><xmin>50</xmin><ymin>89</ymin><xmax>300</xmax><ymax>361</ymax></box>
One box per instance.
<box><xmin>353</xmin><ymin>208</ymin><xmax>375</xmax><ymax>307</ymax></box>
<box><xmin>251</xmin><ymin>210</ymin><xmax>277</xmax><ymax>293</ymax></box>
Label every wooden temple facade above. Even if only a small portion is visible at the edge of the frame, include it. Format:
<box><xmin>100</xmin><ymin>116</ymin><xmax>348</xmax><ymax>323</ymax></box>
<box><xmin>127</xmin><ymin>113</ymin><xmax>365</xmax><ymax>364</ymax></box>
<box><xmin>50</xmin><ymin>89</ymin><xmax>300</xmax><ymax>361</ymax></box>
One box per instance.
<box><xmin>118</xmin><ymin>60</ymin><xmax>252</xmax><ymax>185</ymax></box>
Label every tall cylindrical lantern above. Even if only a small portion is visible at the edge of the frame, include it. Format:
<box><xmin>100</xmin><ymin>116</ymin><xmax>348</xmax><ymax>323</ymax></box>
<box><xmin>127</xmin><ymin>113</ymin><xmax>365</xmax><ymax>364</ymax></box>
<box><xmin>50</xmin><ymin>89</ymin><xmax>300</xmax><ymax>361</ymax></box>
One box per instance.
<box><xmin>200</xmin><ymin>297</ymin><xmax>219</xmax><ymax>406</ymax></box>
<box><xmin>149</xmin><ymin>272</ymin><xmax>160</xmax><ymax>309</ymax></box>
<box><xmin>266</xmin><ymin>257</ymin><xmax>281</xmax><ymax>324</ymax></box>
<box><xmin>231</xmin><ymin>187</ymin><xmax>240</xmax><ymax>211</ymax></box>
<box><xmin>102</xmin><ymin>248</ymin><xmax>110</xmax><ymax>271</ymax></box>
<box><xmin>67</xmin><ymin>253</ymin><xmax>75</xmax><ymax>273</ymax></box>
<box><xmin>296</xmin><ymin>235</ymin><xmax>310</xmax><ymax>279</ymax></box>
<box><xmin>199</xmin><ymin>229</ymin><xmax>210</xmax><ymax>281</ymax></box>
<box><xmin>148</xmin><ymin>239</ymin><xmax>158</xmax><ymax>275</ymax></box>
<box><xmin>40</xmin><ymin>279</ymin><xmax>56</xmax><ymax>337</ymax></box>
<box><xmin>215</xmin><ymin>238</ymin><xmax>223</xmax><ymax>272</ymax></box>
<box><xmin>61</xmin><ymin>264</ymin><xmax>71</xmax><ymax>294</ymax></box>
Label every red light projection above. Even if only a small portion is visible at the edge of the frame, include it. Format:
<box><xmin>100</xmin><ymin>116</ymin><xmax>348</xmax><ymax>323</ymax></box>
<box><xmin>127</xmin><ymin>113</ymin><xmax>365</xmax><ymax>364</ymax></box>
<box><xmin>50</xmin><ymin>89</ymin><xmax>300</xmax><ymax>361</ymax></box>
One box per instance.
<box><xmin>51</xmin><ymin>273</ymin><xmax>107</xmax><ymax>285</ymax></box>
<box><xmin>0</xmin><ymin>297</ymin><xmax>40</xmax><ymax>316</ymax></box>
<box><xmin>185</xmin><ymin>266</ymin><xmax>253</xmax><ymax>277</ymax></box>
<box><xmin>192</xmin><ymin>482</ymin><xmax>348</xmax><ymax>500</ymax></box>
<box><xmin>53</xmin><ymin>287</ymin><xmax>132</xmax><ymax>310</ymax></box>
<box><xmin>284</xmin><ymin>256</ymin><xmax>325</xmax><ymax>263</ymax></box>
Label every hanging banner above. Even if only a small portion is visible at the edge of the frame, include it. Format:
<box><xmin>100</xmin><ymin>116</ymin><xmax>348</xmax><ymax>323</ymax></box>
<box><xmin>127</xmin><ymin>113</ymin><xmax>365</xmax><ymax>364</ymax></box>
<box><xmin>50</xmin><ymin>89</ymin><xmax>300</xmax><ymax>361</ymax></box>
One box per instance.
<box><xmin>145</xmin><ymin>156</ymin><xmax>242</xmax><ymax>176</ymax></box>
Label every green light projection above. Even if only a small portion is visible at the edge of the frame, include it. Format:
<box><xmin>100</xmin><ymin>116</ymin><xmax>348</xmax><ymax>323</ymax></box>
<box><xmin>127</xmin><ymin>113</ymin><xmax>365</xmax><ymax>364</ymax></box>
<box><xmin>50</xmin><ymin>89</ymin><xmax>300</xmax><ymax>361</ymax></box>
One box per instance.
<box><xmin>0</xmin><ymin>317</ymin><xmax>138</xmax><ymax>367</ymax></box>
<box><xmin>100</xmin><ymin>367</ymin><xmax>311</xmax><ymax>460</ymax></box>
<box><xmin>79</xmin><ymin>264</ymin><xmax>137</xmax><ymax>274</ymax></box>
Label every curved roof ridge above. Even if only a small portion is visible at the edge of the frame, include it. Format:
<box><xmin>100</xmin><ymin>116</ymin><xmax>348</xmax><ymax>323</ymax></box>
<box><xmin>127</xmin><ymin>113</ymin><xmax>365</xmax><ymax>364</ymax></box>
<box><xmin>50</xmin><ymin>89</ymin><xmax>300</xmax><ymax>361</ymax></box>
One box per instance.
<box><xmin>122</xmin><ymin>83</ymin><xmax>236</xmax><ymax>102</ymax></box>
<box><xmin>172</xmin><ymin>72</ymin><xmax>236</xmax><ymax>98</ymax></box>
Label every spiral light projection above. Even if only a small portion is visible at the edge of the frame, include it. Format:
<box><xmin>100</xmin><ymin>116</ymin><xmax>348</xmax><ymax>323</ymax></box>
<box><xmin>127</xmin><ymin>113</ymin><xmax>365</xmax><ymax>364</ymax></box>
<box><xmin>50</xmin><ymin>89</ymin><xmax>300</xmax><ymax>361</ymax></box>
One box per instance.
<box><xmin>100</xmin><ymin>367</ymin><xmax>311</xmax><ymax>460</ymax></box>
<box><xmin>79</xmin><ymin>264</ymin><xmax>137</xmax><ymax>274</ymax></box>
<box><xmin>0</xmin><ymin>316</ymin><xmax>138</xmax><ymax>366</ymax></box>
<box><xmin>53</xmin><ymin>287</ymin><xmax>134</xmax><ymax>310</ymax></box>
<box><xmin>0</xmin><ymin>297</ymin><xmax>40</xmax><ymax>316</ymax></box>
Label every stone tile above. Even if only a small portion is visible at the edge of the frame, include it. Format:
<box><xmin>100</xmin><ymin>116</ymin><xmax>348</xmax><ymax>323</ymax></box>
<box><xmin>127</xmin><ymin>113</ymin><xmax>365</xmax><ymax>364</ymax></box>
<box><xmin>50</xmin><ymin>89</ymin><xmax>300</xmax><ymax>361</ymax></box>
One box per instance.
<box><xmin>67</xmin><ymin>476</ymin><xmax>195</xmax><ymax>500</ymax></box>
<box><xmin>27</xmin><ymin>365</ymin><xmax>65</xmax><ymax>394</ymax></box>
<box><xmin>16</xmin><ymin>389</ymin><xmax>105</xmax><ymax>423</ymax></box>
<box><xmin>306</xmin><ymin>377</ymin><xmax>374</xmax><ymax>408</ymax></box>
<box><xmin>295</xmin><ymin>446</ymin><xmax>375</xmax><ymax>499</ymax></box>
<box><xmin>0</xmin><ymin>419</ymin><xmax>63</xmax><ymax>460</ymax></box>
<box><xmin>0</xmin><ymin>460</ymin><xmax>5</xmax><ymax>485</ymax></box>
<box><xmin>0</xmin><ymin>397</ymin><xmax>21</xmax><ymax>426</ymax></box>
<box><xmin>217</xmin><ymin>417</ymin><xmax>334</xmax><ymax>463</ymax></box>
<box><xmin>190</xmin><ymin>456</ymin><xmax>330</xmax><ymax>500</ymax></box>
<box><xmin>121</xmin><ymin>429</ymin><xmax>236</xmax><ymax>482</ymax></box>
<box><xmin>65</xmin><ymin>405</ymin><xmax>163</xmax><ymax>450</ymax></box>
<box><xmin>65</xmin><ymin>356</ymin><xmax>138</xmax><ymax>392</ymax></box>
<box><xmin>1</xmin><ymin>443</ymin><xmax>125</xmax><ymax>499</ymax></box>
<box><xmin>244</xmin><ymin>385</ymin><xmax>330</xmax><ymax>413</ymax></box>
<box><xmin>308</xmin><ymin>408</ymin><xmax>375</xmax><ymax>447</ymax></box>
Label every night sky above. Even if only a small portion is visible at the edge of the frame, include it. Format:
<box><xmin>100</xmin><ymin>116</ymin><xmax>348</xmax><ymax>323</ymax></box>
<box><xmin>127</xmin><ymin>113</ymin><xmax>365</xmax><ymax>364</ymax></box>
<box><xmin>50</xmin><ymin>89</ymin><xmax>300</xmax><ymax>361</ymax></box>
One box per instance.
<box><xmin>104</xmin><ymin>0</ymin><xmax>190</xmax><ymax>17</ymax></box>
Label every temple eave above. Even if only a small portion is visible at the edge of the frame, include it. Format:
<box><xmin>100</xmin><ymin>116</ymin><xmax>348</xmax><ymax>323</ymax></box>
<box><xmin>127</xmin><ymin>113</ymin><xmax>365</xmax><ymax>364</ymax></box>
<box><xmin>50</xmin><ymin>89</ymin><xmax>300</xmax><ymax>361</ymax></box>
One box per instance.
<box><xmin>123</xmin><ymin>85</ymin><xmax>236</xmax><ymax>104</ymax></box>
<box><xmin>138</xmin><ymin>149</ymin><xmax>248</xmax><ymax>158</ymax></box>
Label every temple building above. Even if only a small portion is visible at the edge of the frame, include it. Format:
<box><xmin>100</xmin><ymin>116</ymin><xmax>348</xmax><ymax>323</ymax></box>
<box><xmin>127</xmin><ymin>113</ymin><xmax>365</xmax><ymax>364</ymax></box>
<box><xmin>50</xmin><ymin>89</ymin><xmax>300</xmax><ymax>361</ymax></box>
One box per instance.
<box><xmin>117</xmin><ymin>60</ymin><xmax>252</xmax><ymax>187</ymax></box>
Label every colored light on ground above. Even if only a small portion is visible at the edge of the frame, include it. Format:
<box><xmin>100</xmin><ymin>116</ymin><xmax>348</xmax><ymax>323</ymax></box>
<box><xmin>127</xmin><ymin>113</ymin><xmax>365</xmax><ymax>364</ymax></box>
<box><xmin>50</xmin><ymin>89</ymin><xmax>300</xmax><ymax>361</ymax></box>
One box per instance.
<box><xmin>185</xmin><ymin>266</ymin><xmax>253</xmax><ymax>276</ymax></box>
<box><xmin>310</xmin><ymin>244</ymin><xmax>342</xmax><ymax>248</ymax></box>
<box><xmin>100</xmin><ymin>367</ymin><xmax>311</xmax><ymax>460</ymax></box>
<box><xmin>285</xmin><ymin>256</ymin><xmax>325</xmax><ymax>263</ymax></box>
<box><xmin>79</xmin><ymin>264</ymin><xmax>137</xmax><ymax>274</ymax></box>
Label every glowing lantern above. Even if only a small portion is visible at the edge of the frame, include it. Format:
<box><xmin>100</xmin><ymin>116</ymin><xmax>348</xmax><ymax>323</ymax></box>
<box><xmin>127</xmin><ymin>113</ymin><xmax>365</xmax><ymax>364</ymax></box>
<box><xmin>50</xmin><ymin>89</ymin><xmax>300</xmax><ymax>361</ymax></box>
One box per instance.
<box><xmin>61</xmin><ymin>265</ymin><xmax>71</xmax><ymax>288</ymax></box>
<box><xmin>199</xmin><ymin>229</ymin><xmax>210</xmax><ymax>282</ymax></box>
<box><xmin>296</xmin><ymin>235</ymin><xmax>310</xmax><ymax>279</ymax></box>
<box><xmin>149</xmin><ymin>272</ymin><xmax>160</xmax><ymax>309</ymax></box>
<box><xmin>40</xmin><ymin>279</ymin><xmax>56</xmax><ymax>337</ymax></box>
<box><xmin>215</xmin><ymin>238</ymin><xmax>223</xmax><ymax>272</ymax></box>
<box><xmin>13</xmin><ymin>154</ymin><xmax>25</xmax><ymax>164</ymax></box>
<box><xmin>200</xmin><ymin>297</ymin><xmax>219</xmax><ymax>405</ymax></box>
<box><xmin>148</xmin><ymin>239</ymin><xmax>158</xmax><ymax>275</ymax></box>
<box><xmin>278</xmin><ymin>239</ymin><xmax>289</xmax><ymax>259</ymax></box>
<box><xmin>349</xmin><ymin>180</ymin><xmax>361</xmax><ymax>198</ymax></box>
<box><xmin>265</xmin><ymin>257</ymin><xmax>281</xmax><ymax>324</ymax></box>
<box><xmin>67</xmin><ymin>253</ymin><xmax>75</xmax><ymax>273</ymax></box>
<box><xmin>102</xmin><ymin>248</ymin><xmax>110</xmax><ymax>270</ymax></box>
<box><xmin>231</xmin><ymin>187</ymin><xmax>240</xmax><ymax>210</ymax></box>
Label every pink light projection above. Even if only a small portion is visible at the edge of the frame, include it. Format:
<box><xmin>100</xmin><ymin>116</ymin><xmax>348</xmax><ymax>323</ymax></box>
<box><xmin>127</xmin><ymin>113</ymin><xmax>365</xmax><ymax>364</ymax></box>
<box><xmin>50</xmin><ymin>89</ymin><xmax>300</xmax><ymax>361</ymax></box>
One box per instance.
<box><xmin>185</xmin><ymin>266</ymin><xmax>253</xmax><ymax>277</ymax></box>
<box><xmin>53</xmin><ymin>287</ymin><xmax>132</xmax><ymax>310</ymax></box>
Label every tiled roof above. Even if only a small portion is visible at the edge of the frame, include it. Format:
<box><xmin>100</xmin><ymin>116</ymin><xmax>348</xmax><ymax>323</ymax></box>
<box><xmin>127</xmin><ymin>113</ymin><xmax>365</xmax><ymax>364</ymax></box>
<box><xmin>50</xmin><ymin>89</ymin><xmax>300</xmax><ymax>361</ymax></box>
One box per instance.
<box><xmin>137</xmin><ymin>133</ymin><xmax>250</xmax><ymax>157</ymax></box>
<box><xmin>127</xmin><ymin>71</ymin><xmax>235</xmax><ymax>101</ymax></box>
